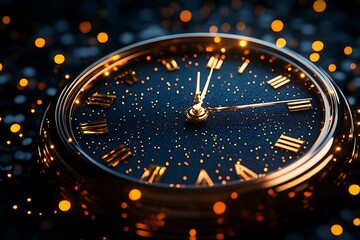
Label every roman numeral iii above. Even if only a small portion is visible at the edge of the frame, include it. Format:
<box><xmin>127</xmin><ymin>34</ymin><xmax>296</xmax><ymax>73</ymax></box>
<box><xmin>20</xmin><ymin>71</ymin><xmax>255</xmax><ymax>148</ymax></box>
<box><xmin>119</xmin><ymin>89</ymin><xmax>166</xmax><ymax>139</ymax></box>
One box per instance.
<box><xmin>80</xmin><ymin>119</ymin><xmax>108</xmax><ymax>135</ymax></box>
<box><xmin>87</xmin><ymin>92</ymin><xmax>116</xmax><ymax>108</ymax></box>
<box><xmin>100</xmin><ymin>144</ymin><xmax>132</xmax><ymax>167</ymax></box>
<box><xmin>274</xmin><ymin>134</ymin><xmax>304</xmax><ymax>153</ymax></box>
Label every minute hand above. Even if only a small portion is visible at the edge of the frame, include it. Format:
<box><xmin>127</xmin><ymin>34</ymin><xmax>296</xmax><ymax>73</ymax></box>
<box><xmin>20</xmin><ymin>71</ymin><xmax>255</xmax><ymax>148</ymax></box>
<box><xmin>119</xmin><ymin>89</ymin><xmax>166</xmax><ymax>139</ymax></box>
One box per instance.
<box><xmin>207</xmin><ymin>98</ymin><xmax>312</xmax><ymax>113</ymax></box>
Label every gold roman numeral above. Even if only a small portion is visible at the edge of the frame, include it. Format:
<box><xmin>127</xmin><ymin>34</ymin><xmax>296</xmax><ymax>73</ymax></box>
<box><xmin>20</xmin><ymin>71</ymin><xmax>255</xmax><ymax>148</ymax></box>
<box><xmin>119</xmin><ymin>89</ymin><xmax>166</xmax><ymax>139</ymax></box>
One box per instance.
<box><xmin>207</xmin><ymin>55</ymin><xmax>223</xmax><ymax>70</ymax></box>
<box><xmin>100</xmin><ymin>144</ymin><xmax>132</xmax><ymax>167</ymax></box>
<box><xmin>234</xmin><ymin>162</ymin><xmax>258</xmax><ymax>180</ymax></box>
<box><xmin>161</xmin><ymin>58</ymin><xmax>179</xmax><ymax>71</ymax></box>
<box><xmin>141</xmin><ymin>165</ymin><xmax>167</xmax><ymax>183</ymax></box>
<box><xmin>287</xmin><ymin>99</ymin><xmax>313</xmax><ymax>112</ymax></box>
<box><xmin>80</xmin><ymin>119</ymin><xmax>108</xmax><ymax>135</ymax></box>
<box><xmin>86</xmin><ymin>92</ymin><xmax>116</xmax><ymax>108</ymax></box>
<box><xmin>116</xmin><ymin>70</ymin><xmax>139</xmax><ymax>85</ymax></box>
<box><xmin>267</xmin><ymin>75</ymin><xmax>290</xmax><ymax>89</ymax></box>
<box><xmin>274</xmin><ymin>134</ymin><xmax>304</xmax><ymax>153</ymax></box>
<box><xmin>195</xmin><ymin>169</ymin><xmax>214</xmax><ymax>186</ymax></box>
<box><xmin>238</xmin><ymin>59</ymin><xmax>250</xmax><ymax>74</ymax></box>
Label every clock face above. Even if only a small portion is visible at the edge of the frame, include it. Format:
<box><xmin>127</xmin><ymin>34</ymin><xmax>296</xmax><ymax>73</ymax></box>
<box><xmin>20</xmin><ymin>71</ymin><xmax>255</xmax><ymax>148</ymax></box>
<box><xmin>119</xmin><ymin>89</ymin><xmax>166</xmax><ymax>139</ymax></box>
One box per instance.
<box><xmin>67</xmin><ymin>35</ymin><xmax>327</xmax><ymax>188</ymax></box>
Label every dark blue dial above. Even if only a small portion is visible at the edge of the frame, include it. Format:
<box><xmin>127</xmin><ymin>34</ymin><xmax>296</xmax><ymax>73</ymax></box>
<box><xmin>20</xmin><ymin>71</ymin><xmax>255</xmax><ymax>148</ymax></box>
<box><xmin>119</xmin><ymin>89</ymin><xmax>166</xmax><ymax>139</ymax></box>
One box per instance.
<box><xmin>70</xmin><ymin>37</ymin><xmax>325</xmax><ymax>187</ymax></box>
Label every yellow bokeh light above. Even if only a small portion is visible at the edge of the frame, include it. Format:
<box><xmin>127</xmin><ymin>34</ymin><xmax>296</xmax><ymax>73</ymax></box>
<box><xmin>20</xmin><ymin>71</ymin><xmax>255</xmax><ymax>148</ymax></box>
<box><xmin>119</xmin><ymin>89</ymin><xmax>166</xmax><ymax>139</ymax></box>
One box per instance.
<box><xmin>312</xmin><ymin>40</ymin><xmax>324</xmax><ymax>51</ymax></box>
<box><xmin>353</xmin><ymin>218</ymin><xmax>360</xmax><ymax>226</ymax></box>
<box><xmin>271</xmin><ymin>20</ymin><xmax>284</xmax><ymax>32</ymax></box>
<box><xmin>313</xmin><ymin>0</ymin><xmax>326</xmax><ymax>13</ymax></box>
<box><xmin>309</xmin><ymin>53</ymin><xmax>320</xmax><ymax>62</ymax></box>
<box><xmin>180</xmin><ymin>10</ymin><xmax>192</xmax><ymax>23</ymax></box>
<box><xmin>344</xmin><ymin>46</ymin><xmax>353</xmax><ymax>55</ymax></box>
<box><xmin>54</xmin><ymin>54</ymin><xmax>65</xmax><ymax>64</ymax></box>
<box><xmin>328</xmin><ymin>63</ymin><xmax>337</xmax><ymax>72</ymax></box>
<box><xmin>0</xmin><ymin>63</ymin><xmax>3</xmax><ymax>71</ymax></box>
<box><xmin>330</xmin><ymin>224</ymin><xmax>343</xmax><ymax>236</ymax></box>
<box><xmin>2</xmin><ymin>15</ymin><xmax>10</xmax><ymax>24</ymax></box>
<box><xmin>35</xmin><ymin>38</ymin><xmax>46</xmax><ymax>48</ymax></box>
<box><xmin>10</xmin><ymin>123</ymin><xmax>21</xmax><ymax>133</ymax></box>
<box><xmin>239</xmin><ymin>40</ymin><xmax>247</xmax><ymax>47</ymax></box>
<box><xmin>19</xmin><ymin>78</ymin><xmax>29</xmax><ymax>87</ymax></box>
<box><xmin>13</xmin><ymin>205</ymin><xmax>18</xmax><ymax>210</ymax></box>
<box><xmin>214</xmin><ymin>36</ymin><xmax>221</xmax><ymax>43</ymax></box>
<box><xmin>276</xmin><ymin>38</ymin><xmax>286</xmax><ymax>48</ymax></box>
<box><xmin>79</xmin><ymin>21</ymin><xmax>92</xmax><ymax>34</ymax></box>
<box><xmin>348</xmin><ymin>184</ymin><xmax>360</xmax><ymax>195</ymax></box>
<box><xmin>128</xmin><ymin>189</ymin><xmax>142</xmax><ymax>201</ymax></box>
<box><xmin>213</xmin><ymin>201</ymin><xmax>226</xmax><ymax>215</ymax></box>
<box><xmin>58</xmin><ymin>200</ymin><xmax>71</xmax><ymax>211</ymax></box>
<box><xmin>97</xmin><ymin>32</ymin><xmax>109</xmax><ymax>43</ymax></box>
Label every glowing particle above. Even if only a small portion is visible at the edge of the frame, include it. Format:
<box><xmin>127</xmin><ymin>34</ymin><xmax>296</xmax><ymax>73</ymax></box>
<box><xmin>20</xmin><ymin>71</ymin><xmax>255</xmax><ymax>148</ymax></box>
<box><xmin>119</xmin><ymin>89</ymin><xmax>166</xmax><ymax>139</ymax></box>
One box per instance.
<box><xmin>79</xmin><ymin>21</ymin><xmax>92</xmax><ymax>33</ymax></box>
<box><xmin>2</xmin><ymin>16</ymin><xmax>10</xmax><ymax>24</ymax></box>
<box><xmin>330</xmin><ymin>224</ymin><xmax>343</xmax><ymax>236</ymax></box>
<box><xmin>239</xmin><ymin>40</ymin><xmax>247</xmax><ymax>47</ymax></box>
<box><xmin>213</xmin><ymin>201</ymin><xmax>226</xmax><ymax>215</ymax></box>
<box><xmin>0</xmin><ymin>63</ymin><xmax>3</xmax><ymax>71</ymax></box>
<box><xmin>328</xmin><ymin>64</ymin><xmax>337</xmax><ymax>72</ymax></box>
<box><xmin>54</xmin><ymin>54</ymin><xmax>65</xmax><ymax>64</ymax></box>
<box><xmin>344</xmin><ymin>46</ymin><xmax>353</xmax><ymax>55</ymax></box>
<box><xmin>12</xmin><ymin>205</ymin><xmax>18</xmax><ymax>210</ymax></box>
<box><xmin>10</xmin><ymin>123</ymin><xmax>21</xmax><ymax>133</ymax></box>
<box><xmin>58</xmin><ymin>200</ymin><xmax>71</xmax><ymax>211</ymax></box>
<box><xmin>353</xmin><ymin>218</ymin><xmax>360</xmax><ymax>226</ymax></box>
<box><xmin>189</xmin><ymin>229</ymin><xmax>197</xmax><ymax>237</ymax></box>
<box><xmin>271</xmin><ymin>20</ymin><xmax>284</xmax><ymax>32</ymax></box>
<box><xmin>35</xmin><ymin>38</ymin><xmax>46</xmax><ymax>48</ymax></box>
<box><xmin>348</xmin><ymin>184</ymin><xmax>360</xmax><ymax>195</ymax></box>
<box><xmin>309</xmin><ymin>53</ymin><xmax>320</xmax><ymax>62</ymax></box>
<box><xmin>180</xmin><ymin>10</ymin><xmax>192</xmax><ymax>23</ymax></box>
<box><xmin>128</xmin><ymin>189</ymin><xmax>142</xmax><ymax>201</ymax></box>
<box><xmin>209</xmin><ymin>25</ymin><xmax>218</xmax><ymax>33</ymax></box>
<box><xmin>313</xmin><ymin>0</ymin><xmax>326</xmax><ymax>13</ymax></box>
<box><xmin>19</xmin><ymin>78</ymin><xmax>29</xmax><ymax>87</ymax></box>
<box><xmin>312</xmin><ymin>40</ymin><xmax>324</xmax><ymax>51</ymax></box>
<box><xmin>97</xmin><ymin>32</ymin><xmax>108</xmax><ymax>43</ymax></box>
<box><xmin>276</xmin><ymin>38</ymin><xmax>286</xmax><ymax>48</ymax></box>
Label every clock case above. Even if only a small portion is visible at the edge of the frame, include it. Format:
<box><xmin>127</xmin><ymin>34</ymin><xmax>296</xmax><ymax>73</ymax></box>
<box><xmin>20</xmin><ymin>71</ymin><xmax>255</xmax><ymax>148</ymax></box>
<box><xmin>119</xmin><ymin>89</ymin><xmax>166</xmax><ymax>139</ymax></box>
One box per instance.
<box><xmin>37</xmin><ymin>33</ymin><xmax>358</xmax><ymax>239</ymax></box>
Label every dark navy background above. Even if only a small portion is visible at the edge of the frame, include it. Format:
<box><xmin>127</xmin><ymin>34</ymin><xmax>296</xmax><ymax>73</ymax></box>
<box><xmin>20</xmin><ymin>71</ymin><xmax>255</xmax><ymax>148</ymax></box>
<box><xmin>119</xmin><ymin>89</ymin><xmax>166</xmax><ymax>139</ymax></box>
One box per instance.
<box><xmin>0</xmin><ymin>0</ymin><xmax>359</xmax><ymax>239</ymax></box>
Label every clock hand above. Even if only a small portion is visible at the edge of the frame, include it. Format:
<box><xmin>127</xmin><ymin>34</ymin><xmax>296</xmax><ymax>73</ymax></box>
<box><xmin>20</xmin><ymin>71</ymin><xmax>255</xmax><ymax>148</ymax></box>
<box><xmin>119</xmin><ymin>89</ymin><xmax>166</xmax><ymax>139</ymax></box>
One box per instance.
<box><xmin>193</xmin><ymin>71</ymin><xmax>201</xmax><ymax>104</ymax></box>
<box><xmin>193</xmin><ymin>62</ymin><xmax>216</xmax><ymax>110</ymax></box>
<box><xmin>207</xmin><ymin>98</ymin><xmax>313</xmax><ymax>113</ymax></box>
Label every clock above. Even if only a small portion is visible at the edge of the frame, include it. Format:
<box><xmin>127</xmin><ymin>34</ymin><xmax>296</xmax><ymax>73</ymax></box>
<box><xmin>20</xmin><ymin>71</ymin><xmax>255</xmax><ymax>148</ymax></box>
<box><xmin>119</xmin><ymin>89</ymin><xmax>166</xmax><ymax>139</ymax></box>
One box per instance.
<box><xmin>37</xmin><ymin>33</ymin><xmax>358</xmax><ymax>239</ymax></box>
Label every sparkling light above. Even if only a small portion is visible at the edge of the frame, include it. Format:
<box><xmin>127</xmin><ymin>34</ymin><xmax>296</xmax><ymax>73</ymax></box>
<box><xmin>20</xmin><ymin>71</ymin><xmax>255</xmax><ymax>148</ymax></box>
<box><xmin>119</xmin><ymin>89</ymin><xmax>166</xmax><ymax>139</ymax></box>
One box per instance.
<box><xmin>276</xmin><ymin>38</ymin><xmax>286</xmax><ymax>48</ymax></box>
<box><xmin>313</xmin><ymin>0</ymin><xmax>326</xmax><ymax>13</ymax></box>
<box><xmin>10</xmin><ymin>123</ymin><xmax>21</xmax><ymax>133</ymax></box>
<box><xmin>344</xmin><ymin>46</ymin><xmax>353</xmax><ymax>55</ymax></box>
<box><xmin>348</xmin><ymin>184</ymin><xmax>360</xmax><ymax>195</ymax></box>
<box><xmin>54</xmin><ymin>54</ymin><xmax>65</xmax><ymax>64</ymax></box>
<box><xmin>2</xmin><ymin>15</ymin><xmax>10</xmax><ymax>24</ymax></box>
<box><xmin>180</xmin><ymin>10</ymin><xmax>192</xmax><ymax>23</ymax></box>
<box><xmin>35</xmin><ymin>38</ymin><xmax>46</xmax><ymax>48</ymax></box>
<box><xmin>97</xmin><ymin>32</ymin><xmax>109</xmax><ymax>43</ymax></box>
<box><xmin>312</xmin><ymin>40</ymin><xmax>324</xmax><ymax>51</ymax></box>
<box><xmin>213</xmin><ymin>201</ymin><xmax>226</xmax><ymax>215</ymax></box>
<box><xmin>330</xmin><ymin>224</ymin><xmax>343</xmax><ymax>236</ymax></box>
<box><xmin>328</xmin><ymin>63</ymin><xmax>337</xmax><ymax>72</ymax></box>
<box><xmin>128</xmin><ymin>189</ymin><xmax>142</xmax><ymax>201</ymax></box>
<box><xmin>79</xmin><ymin>21</ymin><xmax>92</xmax><ymax>33</ymax></box>
<box><xmin>309</xmin><ymin>53</ymin><xmax>320</xmax><ymax>62</ymax></box>
<box><xmin>58</xmin><ymin>200</ymin><xmax>71</xmax><ymax>211</ymax></box>
<box><xmin>271</xmin><ymin>20</ymin><xmax>284</xmax><ymax>32</ymax></box>
<box><xmin>19</xmin><ymin>78</ymin><xmax>29</xmax><ymax>87</ymax></box>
